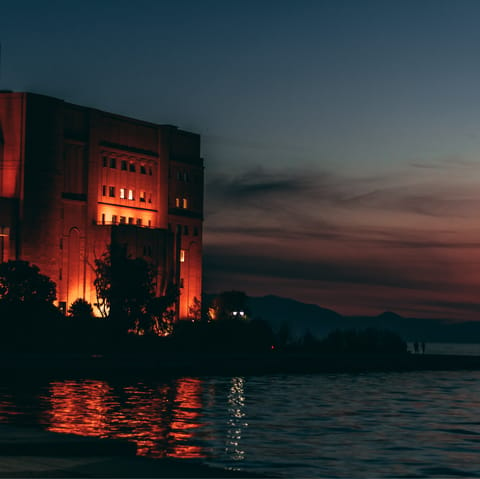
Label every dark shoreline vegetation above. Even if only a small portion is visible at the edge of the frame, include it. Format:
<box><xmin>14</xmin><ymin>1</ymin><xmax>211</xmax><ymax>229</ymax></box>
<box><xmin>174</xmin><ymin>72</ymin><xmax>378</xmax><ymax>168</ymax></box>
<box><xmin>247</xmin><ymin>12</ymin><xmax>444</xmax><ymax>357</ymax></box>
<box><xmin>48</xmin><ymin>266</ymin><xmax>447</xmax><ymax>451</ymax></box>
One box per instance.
<box><xmin>1</xmin><ymin>307</ymin><xmax>480</xmax><ymax>378</ymax></box>
<box><xmin>2</xmin><ymin>260</ymin><xmax>480</xmax><ymax>378</ymax></box>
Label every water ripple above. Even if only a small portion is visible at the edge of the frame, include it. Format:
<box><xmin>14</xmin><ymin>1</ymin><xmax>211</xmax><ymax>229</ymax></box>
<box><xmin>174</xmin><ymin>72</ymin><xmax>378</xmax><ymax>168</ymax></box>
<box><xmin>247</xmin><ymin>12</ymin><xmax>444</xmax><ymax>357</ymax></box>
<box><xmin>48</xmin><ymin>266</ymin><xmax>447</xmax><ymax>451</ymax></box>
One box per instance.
<box><xmin>0</xmin><ymin>370</ymin><xmax>480</xmax><ymax>476</ymax></box>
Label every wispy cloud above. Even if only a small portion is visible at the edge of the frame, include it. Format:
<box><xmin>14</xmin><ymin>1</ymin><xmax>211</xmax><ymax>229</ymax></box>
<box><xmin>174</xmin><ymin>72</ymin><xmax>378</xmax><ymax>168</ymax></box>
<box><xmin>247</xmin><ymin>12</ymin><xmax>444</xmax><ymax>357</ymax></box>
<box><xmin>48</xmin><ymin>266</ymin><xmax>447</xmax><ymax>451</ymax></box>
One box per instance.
<box><xmin>204</xmin><ymin>162</ymin><xmax>480</xmax><ymax>319</ymax></box>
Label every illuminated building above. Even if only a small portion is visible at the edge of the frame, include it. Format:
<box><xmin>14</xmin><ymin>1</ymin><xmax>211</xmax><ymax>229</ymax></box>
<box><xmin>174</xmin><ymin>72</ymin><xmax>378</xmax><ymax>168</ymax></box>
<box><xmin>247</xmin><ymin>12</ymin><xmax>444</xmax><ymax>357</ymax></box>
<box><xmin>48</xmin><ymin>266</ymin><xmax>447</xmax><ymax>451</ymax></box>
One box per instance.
<box><xmin>0</xmin><ymin>92</ymin><xmax>203</xmax><ymax>320</ymax></box>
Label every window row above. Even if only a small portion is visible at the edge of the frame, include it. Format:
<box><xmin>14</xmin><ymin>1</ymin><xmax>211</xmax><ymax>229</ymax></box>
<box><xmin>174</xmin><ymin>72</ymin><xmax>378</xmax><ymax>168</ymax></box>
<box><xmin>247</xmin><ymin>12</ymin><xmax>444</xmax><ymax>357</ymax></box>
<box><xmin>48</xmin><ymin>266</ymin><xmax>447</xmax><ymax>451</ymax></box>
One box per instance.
<box><xmin>102</xmin><ymin>185</ymin><xmax>152</xmax><ymax>203</ymax></box>
<box><xmin>169</xmin><ymin>167</ymin><xmax>202</xmax><ymax>184</ymax></box>
<box><xmin>175</xmin><ymin>197</ymin><xmax>189</xmax><ymax>209</ymax></box>
<box><xmin>101</xmin><ymin>214</ymin><xmax>152</xmax><ymax>227</ymax></box>
<box><xmin>168</xmin><ymin>223</ymin><xmax>199</xmax><ymax>236</ymax></box>
<box><xmin>102</xmin><ymin>156</ymin><xmax>153</xmax><ymax>175</ymax></box>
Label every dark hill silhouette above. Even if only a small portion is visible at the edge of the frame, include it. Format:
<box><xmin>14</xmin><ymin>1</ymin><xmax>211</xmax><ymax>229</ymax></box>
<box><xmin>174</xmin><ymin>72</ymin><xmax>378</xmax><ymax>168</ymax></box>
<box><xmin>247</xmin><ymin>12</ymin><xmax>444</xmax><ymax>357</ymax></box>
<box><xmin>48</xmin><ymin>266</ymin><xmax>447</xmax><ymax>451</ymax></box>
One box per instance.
<box><xmin>206</xmin><ymin>294</ymin><xmax>480</xmax><ymax>342</ymax></box>
<box><xmin>248</xmin><ymin>295</ymin><xmax>342</xmax><ymax>337</ymax></box>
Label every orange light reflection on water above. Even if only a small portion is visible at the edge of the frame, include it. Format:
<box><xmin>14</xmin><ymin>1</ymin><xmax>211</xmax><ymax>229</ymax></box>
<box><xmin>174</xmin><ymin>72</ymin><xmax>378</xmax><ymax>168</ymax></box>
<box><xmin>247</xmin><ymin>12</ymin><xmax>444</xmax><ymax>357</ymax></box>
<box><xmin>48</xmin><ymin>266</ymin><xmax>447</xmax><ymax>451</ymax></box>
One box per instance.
<box><xmin>168</xmin><ymin>378</ymin><xmax>205</xmax><ymax>459</ymax></box>
<box><xmin>42</xmin><ymin>378</ymin><xmax>206</xmax><ymax>459</ymax></box>
<box><xmin>47</xmin><ymin>380</ymin><xmax>111</xmax><ymax>437</ymax></box>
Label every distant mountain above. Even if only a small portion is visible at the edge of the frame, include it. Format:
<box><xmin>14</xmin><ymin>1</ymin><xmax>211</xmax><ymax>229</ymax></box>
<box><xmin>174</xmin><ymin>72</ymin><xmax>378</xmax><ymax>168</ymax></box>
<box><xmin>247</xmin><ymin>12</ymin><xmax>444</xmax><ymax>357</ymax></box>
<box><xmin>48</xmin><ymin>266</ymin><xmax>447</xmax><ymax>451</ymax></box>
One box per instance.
<box><xmin>247</xmin><ymin>295</ymin><xmax>342</xmax><ymax>337</ymax></box>
<box><xmin>203</xmin><ymin>293</ymin><xmax>480</xmax><ymax>342</ymax></box>
<box><xmin>242</xmin><ymin>295</ymin><xmax>480</xmax><ymax>343</ymax></box>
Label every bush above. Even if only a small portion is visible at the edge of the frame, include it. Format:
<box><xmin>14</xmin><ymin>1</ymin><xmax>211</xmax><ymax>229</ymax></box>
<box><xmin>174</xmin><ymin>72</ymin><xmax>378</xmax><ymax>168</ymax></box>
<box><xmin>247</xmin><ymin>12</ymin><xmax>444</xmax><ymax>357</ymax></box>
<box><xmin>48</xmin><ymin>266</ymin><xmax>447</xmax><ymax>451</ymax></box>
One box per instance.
<box><xmin>68</xmin><ymin>298</ymin><xmax>94</xmax><ymax>320</ymax></box>
<box><xmin>321</xmin><ymin>328</ymin><xmax>407</xmax><ymax>354</ymax></box>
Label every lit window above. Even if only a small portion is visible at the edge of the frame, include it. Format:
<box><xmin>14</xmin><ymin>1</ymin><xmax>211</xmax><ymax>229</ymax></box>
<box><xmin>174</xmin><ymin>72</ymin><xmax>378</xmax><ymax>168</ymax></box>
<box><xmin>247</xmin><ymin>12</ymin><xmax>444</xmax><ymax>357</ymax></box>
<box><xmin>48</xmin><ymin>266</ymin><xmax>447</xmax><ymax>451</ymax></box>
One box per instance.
<box><xmin>110</xmin><ymin>158</ymin><xmax>116</xmax><ymax>168</ymax></box>
<box><xmin>175</xmin><ymin>197</ymin><xmax>180</xmax><ymax>208</ymax></box>
<box><xmin>102</xmin><ymin>185</ymin><xmax>107</xmax><ymax>196</ymax></box>
<box><xmin>121</xmin><ymin>160</ymin><xmax>127</xmax><ymax>171</ymax></box>
<box><xmin>120</xmin><ymin>188</ymin><xmax>126</xmax><ymax>199</ymax></box>
<box><xmin>128</xmin><ymin>189</ymin><xmax>134</xmax><ymax>201</ymax></box>
<box><xmin>129</xmin><ymin>163</ymin><xmax>136</xmax><ymax>173</ymax></box>
<box><xmin>139</xmin><ymin>191</ymin><xmax>146</xmax><ymax>202</ymax></box>
<box><xmin>128</xmin><ymin>217</ymin><xmax>134</xmax><ymax>225</ymax></box>
<box><xmin>109</xmin><ymin>186</ymin><xmax>115</xmax><ymax>197</ymax></box>
<box><xmin>140</xmin><ymin>165</ymin><xmax>146</xmax><ymax>175</ymax></box>
<box><xmin>180</xmin><ymin>249</ymin><xmax>185</xmax><ymax>262</ymax></box>
<box><xmin>120</xmin><ymin>216</ymin><xmax>126</xmax><ymax>224</ymax></box>
<box><xmin>182</xmin><ymin>198</ymin><xmax>188</xmax><ymax>209</ymax></box>
<box><xmin>136</xmin><ymin>218</ymin><xmax>142</xmax><ymax>226</ymax></box>
<box><xmin>112</xmin><ymin>215</ymin><xmax>117</xmax><ymax>224</ymax></box>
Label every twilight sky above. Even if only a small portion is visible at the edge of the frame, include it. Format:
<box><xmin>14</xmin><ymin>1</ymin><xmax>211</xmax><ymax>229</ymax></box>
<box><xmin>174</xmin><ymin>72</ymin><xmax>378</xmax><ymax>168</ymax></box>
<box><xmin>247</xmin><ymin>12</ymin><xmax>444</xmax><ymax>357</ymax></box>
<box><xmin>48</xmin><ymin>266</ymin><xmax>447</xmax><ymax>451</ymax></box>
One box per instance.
<box><xmin>3</xmin><ymin>0</ymin><xmax>480</xmax><ymax>320</ymax></box>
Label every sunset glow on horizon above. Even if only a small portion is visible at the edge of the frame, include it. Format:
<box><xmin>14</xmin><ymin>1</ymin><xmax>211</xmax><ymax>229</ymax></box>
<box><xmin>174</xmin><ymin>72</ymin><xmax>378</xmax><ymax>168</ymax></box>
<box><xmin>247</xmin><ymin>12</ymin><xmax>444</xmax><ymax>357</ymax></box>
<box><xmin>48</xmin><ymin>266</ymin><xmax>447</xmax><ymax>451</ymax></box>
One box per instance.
<box><xmin>3</xmin><ymin>0</ymin><xmax>480</xmax><ymax>320</ymax></box>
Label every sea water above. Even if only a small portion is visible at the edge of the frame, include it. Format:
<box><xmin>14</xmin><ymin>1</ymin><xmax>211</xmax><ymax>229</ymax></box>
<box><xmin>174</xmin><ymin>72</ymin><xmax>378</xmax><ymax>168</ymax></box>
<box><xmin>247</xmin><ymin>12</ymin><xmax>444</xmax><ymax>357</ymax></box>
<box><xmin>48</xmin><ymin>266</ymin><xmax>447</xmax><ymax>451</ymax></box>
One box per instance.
<box><xmin>1</xmin><ymin>346</ymin><xmax>480</xmax><ymax>477</ymax></box>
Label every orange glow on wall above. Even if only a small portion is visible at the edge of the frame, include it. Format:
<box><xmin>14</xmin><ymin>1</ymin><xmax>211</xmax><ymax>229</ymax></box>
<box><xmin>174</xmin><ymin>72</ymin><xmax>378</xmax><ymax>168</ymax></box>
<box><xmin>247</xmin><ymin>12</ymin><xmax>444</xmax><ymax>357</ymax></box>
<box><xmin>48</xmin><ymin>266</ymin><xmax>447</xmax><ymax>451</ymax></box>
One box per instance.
<box><xmin>179</xmin><ymin>240</ymin><xmax>202</xmax><ymax>320</ymax></box>
<box><xmin>0</xmin><ymin>92</ymin><xmax>203</xmax><ymax>323</ymax></box>
<box><xmin>97</xmin><ymin>205</ymin><xmax>156</xmax><ymax>228</ymax></box>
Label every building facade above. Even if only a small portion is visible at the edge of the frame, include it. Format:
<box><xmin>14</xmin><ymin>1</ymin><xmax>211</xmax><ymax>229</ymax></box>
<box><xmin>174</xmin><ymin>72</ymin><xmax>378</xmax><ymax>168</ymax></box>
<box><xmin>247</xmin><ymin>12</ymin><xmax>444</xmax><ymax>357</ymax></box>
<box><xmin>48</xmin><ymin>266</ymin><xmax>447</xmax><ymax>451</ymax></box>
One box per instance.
<box><xmin>0</xmin><ymin>92</ymin><xmax>203</xmax><ymax>320</ymax></box>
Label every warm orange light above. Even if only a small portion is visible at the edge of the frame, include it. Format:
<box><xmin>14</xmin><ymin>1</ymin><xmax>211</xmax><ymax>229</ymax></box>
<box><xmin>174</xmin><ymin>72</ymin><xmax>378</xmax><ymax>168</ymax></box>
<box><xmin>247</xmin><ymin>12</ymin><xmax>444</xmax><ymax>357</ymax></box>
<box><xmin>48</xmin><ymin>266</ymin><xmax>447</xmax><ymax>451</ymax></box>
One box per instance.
<box><xmin>168</xmin><ymin>378</ymin><xmax>205</xmax><ymax>459</ymax></box>
<box><xmin>45</xmin><ymin>380</ymin><xmax>111</xmax><ymax>437</ymax></box>
<box><xmin>41</xmin><ymin>378</ymin><xmax>206</xmax><ymax>459</ymax></box>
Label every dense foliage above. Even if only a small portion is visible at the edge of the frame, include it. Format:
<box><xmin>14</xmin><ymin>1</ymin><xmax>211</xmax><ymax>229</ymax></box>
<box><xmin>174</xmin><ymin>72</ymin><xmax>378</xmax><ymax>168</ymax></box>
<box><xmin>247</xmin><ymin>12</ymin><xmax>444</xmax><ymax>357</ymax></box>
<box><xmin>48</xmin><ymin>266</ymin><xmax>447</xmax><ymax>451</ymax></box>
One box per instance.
<box><xmin>68</xmin><ymin>298</ymin><xmax>94</xmax><ymax>320</ymax></box>
<box><xmin>0</xmin><ymin>260</ymin><xmax>56</xmax><ymax>304</ymax></box>
<box><xmin>93</xmin><ymin>245</ymin><xmax>177</xmax><ymax>335</ymax></box>
<box><xmin>291</xmin><ymin>328</ymin><xmax>408</xmax><ymax>354</ymax></box>
<box><xmin>0</xmin><ymin>263</ymin><xmax>409</xmax><ymax>357</ymax></box>
<box><xmin>209</xmin><ymin>290</ymin><xmax>249</xmax><ymax>320</ymax></box>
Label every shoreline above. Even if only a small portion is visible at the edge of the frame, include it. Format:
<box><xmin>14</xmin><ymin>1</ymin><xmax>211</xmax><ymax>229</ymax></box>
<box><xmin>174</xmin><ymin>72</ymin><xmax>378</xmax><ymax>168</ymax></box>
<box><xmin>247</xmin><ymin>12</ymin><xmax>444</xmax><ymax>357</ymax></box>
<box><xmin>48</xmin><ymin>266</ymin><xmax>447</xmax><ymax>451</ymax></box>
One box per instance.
<box><xmin>1</xmin><ymin>351</ymin><xmax>480</xmax><ymax>378</ymax></box>
<box><xmin>0</xmin><ymin>424</ymin><xmax>268</xmax><ymax>478</ymax></box>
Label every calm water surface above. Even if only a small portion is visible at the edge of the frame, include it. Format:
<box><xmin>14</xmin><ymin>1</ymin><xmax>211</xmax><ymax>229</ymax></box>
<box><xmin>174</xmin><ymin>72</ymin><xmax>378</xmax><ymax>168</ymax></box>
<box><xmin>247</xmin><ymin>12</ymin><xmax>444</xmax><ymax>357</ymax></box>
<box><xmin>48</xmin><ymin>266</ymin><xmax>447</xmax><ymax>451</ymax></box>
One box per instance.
<box><xmin>2</xmin><ymin>355</ymin><xmax>480</xmax><ymax>476</ymax></box>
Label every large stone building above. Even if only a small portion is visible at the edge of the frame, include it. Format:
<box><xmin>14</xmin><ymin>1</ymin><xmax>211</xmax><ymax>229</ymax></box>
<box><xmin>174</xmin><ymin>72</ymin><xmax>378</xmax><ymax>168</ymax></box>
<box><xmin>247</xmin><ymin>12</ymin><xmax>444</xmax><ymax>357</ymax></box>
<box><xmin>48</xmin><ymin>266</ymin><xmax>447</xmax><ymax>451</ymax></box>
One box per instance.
<box><xmin>0</xmin><ymin>92</ymin><xmax>203</xmax><ymax>320</ymax></box>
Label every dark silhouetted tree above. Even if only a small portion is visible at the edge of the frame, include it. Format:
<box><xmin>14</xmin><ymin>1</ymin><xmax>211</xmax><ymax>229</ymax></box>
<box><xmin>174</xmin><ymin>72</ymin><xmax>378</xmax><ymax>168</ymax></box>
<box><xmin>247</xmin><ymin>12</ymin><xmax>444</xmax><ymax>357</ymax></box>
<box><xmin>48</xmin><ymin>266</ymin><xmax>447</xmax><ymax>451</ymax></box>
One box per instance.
<box><xmin>210</xmin><ymin>290</ymin><xmax>249</xmax><ymax>321</ymax></box>
<box><xmin>277</xmin><ymin>320</ymin><xmax>292</xmax><ymax>350</ymax></box>
<box><xmin>68</xmin><ymin>298</ymin><xmax>94</xmax><ymax>320</ymax></box>
<box><xmin>93</xmin><ymin>245</ymin><xmax>157</xmax><ymax>331</ymax></box>
<box><xmin>321</xmin><ymin>328</ymin><xmax>407</xmax><ymax>354</ymax></box>
<box><xmin>93</xmin><ymin>245</ymin><xmax>182</xmax><ymax>335</ymax></box>
<box><xmin>0</xmin><ymin>261</ymin><xmax>60</xmax><ymax>347</ymax></box>
<box><xmin>188</xmin><ymin>296</ymin><xmax>202</xmax><ymax>321</ymax></box>
<box><xmin>188</xmin><ymin>294</ymin><xmax>210</xmax><ymax>322</ymax></box>
<box><xmin>147</xmin><ymin>282</ymin><xmax>179</xmax><ymax>336</ymax></box>
<box><xmin>0</xmin><ymin>260</ymin><xmax>56</xmax><ymax>304</ymax></box>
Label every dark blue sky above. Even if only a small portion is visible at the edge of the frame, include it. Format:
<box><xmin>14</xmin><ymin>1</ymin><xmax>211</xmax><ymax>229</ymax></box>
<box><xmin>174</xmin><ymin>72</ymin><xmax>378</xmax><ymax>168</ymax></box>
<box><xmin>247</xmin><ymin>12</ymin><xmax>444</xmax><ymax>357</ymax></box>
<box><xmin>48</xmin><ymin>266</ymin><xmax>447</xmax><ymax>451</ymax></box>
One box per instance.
<box><xmin>4</xmin><ymin>0</ymin><xmax>480</xmax><ymax>319</ymax></box>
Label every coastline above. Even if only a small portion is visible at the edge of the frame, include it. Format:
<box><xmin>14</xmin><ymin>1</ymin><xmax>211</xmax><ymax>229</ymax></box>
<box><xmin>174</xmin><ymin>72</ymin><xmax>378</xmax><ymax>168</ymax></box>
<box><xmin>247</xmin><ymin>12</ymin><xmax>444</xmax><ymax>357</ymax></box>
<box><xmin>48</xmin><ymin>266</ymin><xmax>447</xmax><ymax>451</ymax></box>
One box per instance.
<box><xmin>1</xmin><ymin>351</ymin><xmax>480</xmax><ymax>378</ymax></box>
<box><xmin>1</xmin><ymin>352</ymin><xmax>479</xmax><ymax>477</ymax></box>
<box><xmin>0</xmin><ymin>424</ymin><xmax>267</xmax><ymax>478</ymax></box>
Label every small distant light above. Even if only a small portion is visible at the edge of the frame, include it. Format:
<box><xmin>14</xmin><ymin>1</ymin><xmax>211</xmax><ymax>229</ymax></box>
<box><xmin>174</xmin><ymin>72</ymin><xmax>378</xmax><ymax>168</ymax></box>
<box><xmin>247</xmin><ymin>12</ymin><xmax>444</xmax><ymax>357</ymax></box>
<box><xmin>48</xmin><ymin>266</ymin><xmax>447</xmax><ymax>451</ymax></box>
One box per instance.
<box><xmin>239</xmin><ymin>311</ymin><xmax>245</xmax><ymax>316</ymax></box>
<box><xmin>271</xmin><ymin>345</ymin><xmax>275</xmax><ymax>350</ymax></box>
<box><xmin>232</xmin><ymin>311</ymin><xmax>238</xmax><ymax>316</ymax></box>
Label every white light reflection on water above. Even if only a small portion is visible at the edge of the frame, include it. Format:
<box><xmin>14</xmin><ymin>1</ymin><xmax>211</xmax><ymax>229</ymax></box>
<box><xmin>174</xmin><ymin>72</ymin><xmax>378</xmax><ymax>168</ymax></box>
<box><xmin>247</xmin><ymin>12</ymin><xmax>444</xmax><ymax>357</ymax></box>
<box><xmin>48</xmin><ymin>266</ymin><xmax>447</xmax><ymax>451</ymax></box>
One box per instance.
<box><xmin>1</xmin><ymin>369</ymin><xmax>480</xmax><ymax>477</ymax></box>
<box><xmin>225</xmin><ymin>377</ymin><xmax>247</xmax><ymax>462</ymax></box>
